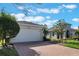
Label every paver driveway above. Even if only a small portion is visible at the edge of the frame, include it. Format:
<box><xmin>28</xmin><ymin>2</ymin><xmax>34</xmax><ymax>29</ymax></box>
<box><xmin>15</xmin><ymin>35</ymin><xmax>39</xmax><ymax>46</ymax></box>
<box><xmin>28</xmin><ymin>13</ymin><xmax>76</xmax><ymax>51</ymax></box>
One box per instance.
<box><xmin>14</xmin><ymin>41</ymin><xmax>79</xmax><ymax>56</ymax></box>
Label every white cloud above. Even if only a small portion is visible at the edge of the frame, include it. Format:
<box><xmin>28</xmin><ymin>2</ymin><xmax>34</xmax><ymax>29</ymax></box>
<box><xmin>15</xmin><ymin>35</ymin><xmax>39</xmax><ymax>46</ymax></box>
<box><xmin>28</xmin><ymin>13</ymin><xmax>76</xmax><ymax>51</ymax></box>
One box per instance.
<box><xmin>11</xmin><ymin>13</ymin><xmax>58</xmax><ymax>28</ymax></box>
<box><xmin>72</xmin><ymin>18</ymin><xmax>79</xmax><ymax>22</ymax></box>
<box><xmin>11</xmin><ymin>13</ymin><xmax>26</xmax><ymax>21</ymax></box>
<box><xmin>37</xmin><ymin>8</ymin><xmax>60</xmax><ymax>14</ymax></box>
<box><xmin>62</xmin><ymin>4</ymin><xmax>77</xmax><ymax>9</ymax></box>
<box><xmin>11</xmin><ymin>13</ymin><xmax>45</xmax><ymax>23</ymax></box>
<box><xmin>24</xmin><ymin>16</ymin><xmax>45</xmax><ymax>23</ymax></box>
<box><xmin>46</xmin><ymin>16</ymin><xmax>51</xmax><ymax>19</ymax></box>
<box><xmin>72</xmin><ymin>27</ymin><xmax>78</xmax><ymax>29</ymax></box>
<box><xmin>50</xmin><ymin>8</ymin><xmax>60</xmax><ymax>14</ymax></box>
<box><xmin>17</xmin><ymin>6</ymin><xmax>24</xmax><ymax>10</ymax></box>
<box><xmin>40</xmin><ymin>19</ymin><xmax>58</xmax><ymax>28</ymax></box>
<box><xmin>37</xmin><ymin>8</ymin><xmax>50</xmax><ymax>13</ymax></box>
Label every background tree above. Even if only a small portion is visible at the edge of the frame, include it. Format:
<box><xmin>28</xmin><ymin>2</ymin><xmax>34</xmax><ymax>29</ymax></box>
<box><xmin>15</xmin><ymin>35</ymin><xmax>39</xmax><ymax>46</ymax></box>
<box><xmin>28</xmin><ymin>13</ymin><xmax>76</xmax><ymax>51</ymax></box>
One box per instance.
<box><xmin>0</xmin><ymin>11</ymin><xmax>20</xmax><ymax>47</ymax></box>
<box><xmin>75</xmin><ymin>30</ymin><xmax>79</xmax><ymax>36</ymax></box>
<box><xmin>75</xmin><ymin>27</ymin><xmax>79</xmax><ymax>40</ymax></box>
<box><xmin>43</xmin><ymin>24</ymin><xmax>48</xmax><ymax>41</ymax></box>
<box><xmin>53</xmin><ymin>19</ymin><xmax>69</xmax><ymax>43</ymax></box>
<box><xmin>13</xmin><ymin>3</ymin><xmax>42</xmax><ymax>16</ymax></box>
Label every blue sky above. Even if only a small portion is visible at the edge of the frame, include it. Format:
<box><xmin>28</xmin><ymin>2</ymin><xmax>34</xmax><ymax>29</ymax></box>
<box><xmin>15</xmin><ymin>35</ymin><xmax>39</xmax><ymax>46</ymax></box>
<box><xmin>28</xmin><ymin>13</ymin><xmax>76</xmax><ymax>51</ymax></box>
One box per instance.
<box><xmin>0</xmin><ymin>3</ymin><xmax>79</xmax><ymax>29</ymax></box>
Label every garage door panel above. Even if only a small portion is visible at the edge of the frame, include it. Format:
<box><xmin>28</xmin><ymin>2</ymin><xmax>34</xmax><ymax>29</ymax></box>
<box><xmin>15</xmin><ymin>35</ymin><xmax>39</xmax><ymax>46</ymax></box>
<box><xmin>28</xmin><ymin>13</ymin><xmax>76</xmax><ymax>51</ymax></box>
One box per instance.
<box><xmin>10</xmin><ymin>28</ymin><xmax>43</xmax><ymax>43</ymax></box>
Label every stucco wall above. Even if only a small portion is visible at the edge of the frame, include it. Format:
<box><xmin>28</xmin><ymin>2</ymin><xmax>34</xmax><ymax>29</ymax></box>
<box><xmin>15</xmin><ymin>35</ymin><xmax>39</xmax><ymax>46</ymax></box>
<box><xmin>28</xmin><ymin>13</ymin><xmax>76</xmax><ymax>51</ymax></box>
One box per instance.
<box><xmin>10</xmin><ymin>22</ymin><xmax>43</xmax><ymax>43</ymax></box>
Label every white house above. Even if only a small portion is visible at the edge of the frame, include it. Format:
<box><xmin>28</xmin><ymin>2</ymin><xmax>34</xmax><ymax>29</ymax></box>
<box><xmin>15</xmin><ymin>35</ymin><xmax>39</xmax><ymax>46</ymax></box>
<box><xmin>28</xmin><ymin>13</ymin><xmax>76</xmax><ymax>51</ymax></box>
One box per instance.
<box><xmin>48</xmin><ymin>20</ymin><xmax>77</xmax><ymax>39</ymax></box>
<box><xmin>10</xmin><ymin>21</ymin><xmax>44</xmax><ymax>43</ymax></box>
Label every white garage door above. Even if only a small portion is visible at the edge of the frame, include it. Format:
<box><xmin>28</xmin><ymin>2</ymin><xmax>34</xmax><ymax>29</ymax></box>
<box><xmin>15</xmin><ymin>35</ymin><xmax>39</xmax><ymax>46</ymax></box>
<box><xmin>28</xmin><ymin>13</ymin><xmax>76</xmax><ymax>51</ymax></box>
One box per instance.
<box><xmin>10</xmin><ymin>28</ymin><xmax>43</xmax><ymax>43</ymax></box>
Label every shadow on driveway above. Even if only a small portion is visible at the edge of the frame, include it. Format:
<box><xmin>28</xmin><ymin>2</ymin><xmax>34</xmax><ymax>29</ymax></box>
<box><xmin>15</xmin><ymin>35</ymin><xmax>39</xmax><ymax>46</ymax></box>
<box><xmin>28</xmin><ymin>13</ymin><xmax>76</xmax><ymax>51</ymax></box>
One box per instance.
<box><xmin>14</xmin><ymin>41</ymin><xmax>57</xmax><ymax>48</ymax></box>
<box><xmin>14</xmin><ymin>44</ymin><xmax>40</xmax><ymax>56</ymax></box>
<box><xmin>14</xmin><ymin>41</ymin><xmax>55</xmax><ymax>56</ymax></box>
<box><xmin>14</xmin><ymin>41</ymin><xmax>79</xmax><ymax>56</ymax></box>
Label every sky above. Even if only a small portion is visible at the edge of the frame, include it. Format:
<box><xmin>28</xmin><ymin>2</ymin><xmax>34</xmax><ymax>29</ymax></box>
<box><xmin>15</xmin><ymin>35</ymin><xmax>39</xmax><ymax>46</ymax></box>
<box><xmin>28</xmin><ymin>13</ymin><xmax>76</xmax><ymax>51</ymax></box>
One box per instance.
<box><xmin>0</xmin><ymin>3</ymin><xmax>79</xmax><ymax>29</ymax></box>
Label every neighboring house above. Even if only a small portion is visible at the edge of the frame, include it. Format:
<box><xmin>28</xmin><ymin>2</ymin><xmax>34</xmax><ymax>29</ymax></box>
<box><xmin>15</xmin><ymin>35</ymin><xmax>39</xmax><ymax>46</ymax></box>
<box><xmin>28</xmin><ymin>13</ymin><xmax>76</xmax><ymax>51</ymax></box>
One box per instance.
<box><xmin>10</xmin><ymin>21</ymin><xmax>44</xmax><ymax>43</ymax></box>
<box><xmin>48</xmin><ymin>21</ymin><xmax>77</xmax><ymax>39</ymax></box>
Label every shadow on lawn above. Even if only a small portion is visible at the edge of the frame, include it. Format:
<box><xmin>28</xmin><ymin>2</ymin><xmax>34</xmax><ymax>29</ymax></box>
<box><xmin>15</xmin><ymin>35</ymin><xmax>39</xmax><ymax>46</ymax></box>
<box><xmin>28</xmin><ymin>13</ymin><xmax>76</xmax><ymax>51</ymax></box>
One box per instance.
<box><xmin>0</xmin><ymin>47</ymin><xmax>18</xmax><ymax>56</ymax></box>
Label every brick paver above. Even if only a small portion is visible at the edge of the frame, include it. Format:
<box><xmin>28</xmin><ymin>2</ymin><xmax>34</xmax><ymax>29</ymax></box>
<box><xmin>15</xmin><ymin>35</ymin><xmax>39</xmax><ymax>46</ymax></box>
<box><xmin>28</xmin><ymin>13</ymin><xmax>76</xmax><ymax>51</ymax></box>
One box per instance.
<box><xmin>14</xmin><ymin>42</ymin><xmax>79</xmax><ymax>56</ymax></box>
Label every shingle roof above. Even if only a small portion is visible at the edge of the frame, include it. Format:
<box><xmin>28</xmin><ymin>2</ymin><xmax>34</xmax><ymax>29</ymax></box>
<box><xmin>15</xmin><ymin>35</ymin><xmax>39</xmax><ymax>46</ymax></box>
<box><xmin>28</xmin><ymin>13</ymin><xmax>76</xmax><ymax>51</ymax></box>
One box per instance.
<box><xmin>17</xmin><ymin>21</ymin><xmax>42</xmax><ymax>26</ymax></box>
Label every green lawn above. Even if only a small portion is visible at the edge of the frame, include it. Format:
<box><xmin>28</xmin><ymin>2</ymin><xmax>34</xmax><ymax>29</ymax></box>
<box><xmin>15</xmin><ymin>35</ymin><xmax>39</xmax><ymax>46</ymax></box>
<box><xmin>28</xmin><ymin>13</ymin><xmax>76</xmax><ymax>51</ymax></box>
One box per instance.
<box><xmin>64</xmin><ymin>39</ymin><xmax>79</xmax><ymax>49</ymax></box>
<box><xmin>51</xmin><ymin>38</ymin><xmax>79</xmax><ymax>49</ymax></box>
<box><xmin>0</xmin><ymin>40</ymin><xmax>18</xmax><ymax>56</ymax></box>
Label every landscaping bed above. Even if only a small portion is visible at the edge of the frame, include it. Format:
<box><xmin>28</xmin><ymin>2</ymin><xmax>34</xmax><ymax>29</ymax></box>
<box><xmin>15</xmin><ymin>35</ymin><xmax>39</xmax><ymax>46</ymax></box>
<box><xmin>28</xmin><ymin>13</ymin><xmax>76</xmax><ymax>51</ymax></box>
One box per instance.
<box><xmin>0</xmin><ymin>46</ymin><xmax>18</xmax><ymax>56</ymax></box>
<box><xmin>0</xmin><ymin>41</ymin><xmax>18</xmax><ymax>56</ymax></box>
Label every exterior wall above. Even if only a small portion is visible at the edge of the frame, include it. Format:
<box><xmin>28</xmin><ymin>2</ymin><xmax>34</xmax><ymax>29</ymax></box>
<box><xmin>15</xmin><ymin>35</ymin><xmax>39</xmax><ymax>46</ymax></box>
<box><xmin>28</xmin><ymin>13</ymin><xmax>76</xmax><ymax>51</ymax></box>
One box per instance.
<box><xmin>10</xmin><ymin>23</ymin><xmax>43</xmax><ymax>43</ymax></box>
<box><xmin>63</xmin><ymin>32</ymin><xmax>66</xmax><ymax>39</ymax></box>
<box><xmin>47</xmin><ymin>32</ymin><xmax>58</xmax><ymax>39</ymax></box>
<box><xmin>49</xmin><ymin>29</ymin><xmax>76</xmax><ymax>39</ymax></box>
<box><xmin>49</xmin><ymin>25</ymin><xmax>76</xmax><ymax>39</ymax></box>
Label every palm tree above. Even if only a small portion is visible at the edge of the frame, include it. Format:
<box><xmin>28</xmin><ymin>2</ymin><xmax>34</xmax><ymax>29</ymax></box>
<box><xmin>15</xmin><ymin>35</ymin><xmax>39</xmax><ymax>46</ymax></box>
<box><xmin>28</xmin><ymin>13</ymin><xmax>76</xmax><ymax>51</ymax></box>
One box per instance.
<box><xmin>53</xmin><ymin>19</ymin><xmax>70</xmax><ymax>43</ymax></box>
<box><xmin>75</xmin><ymin>27</ymin><xmax>79</xmax><ymax>40</ymax></box>
<box><xmin>43</xmin><ymin>24</ymin><xmax>48</xmax><ymax>41</ymax></box>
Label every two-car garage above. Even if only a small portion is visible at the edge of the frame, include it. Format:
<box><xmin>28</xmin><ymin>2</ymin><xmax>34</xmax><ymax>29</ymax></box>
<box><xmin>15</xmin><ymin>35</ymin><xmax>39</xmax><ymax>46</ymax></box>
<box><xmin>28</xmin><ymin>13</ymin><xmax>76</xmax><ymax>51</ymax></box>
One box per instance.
<box><xmin>10</xmin><ymin>21</ymin><xmax>43</xmax><ymax>43</ymax></box>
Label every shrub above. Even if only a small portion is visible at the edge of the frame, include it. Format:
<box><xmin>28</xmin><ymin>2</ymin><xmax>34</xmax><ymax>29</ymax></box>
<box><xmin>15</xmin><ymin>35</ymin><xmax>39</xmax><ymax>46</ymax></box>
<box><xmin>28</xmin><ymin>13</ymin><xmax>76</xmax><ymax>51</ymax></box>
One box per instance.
<box><xmin>0</xmin><ymin>11</ymin><xmax>20</xmax><ymax>47</ymax></box>
<box><xmin>43</xmin><ymin>36</ymin><xmax>51</xmax><ymax>41</ymax></box>
<box><xmin>72</xmin><ymin>36</ymin><xmax>79</xmax><ymax>40</ymax></box>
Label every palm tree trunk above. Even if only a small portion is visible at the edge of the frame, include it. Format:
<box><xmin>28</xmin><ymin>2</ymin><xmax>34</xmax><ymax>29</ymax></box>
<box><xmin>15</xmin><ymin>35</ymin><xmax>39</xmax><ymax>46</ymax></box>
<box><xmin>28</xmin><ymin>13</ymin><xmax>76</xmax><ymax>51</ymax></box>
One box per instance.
<box><xmin>60</xmin><ymin>33</ymin><xmax>64</xmax><ymax>43</ymax></box>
